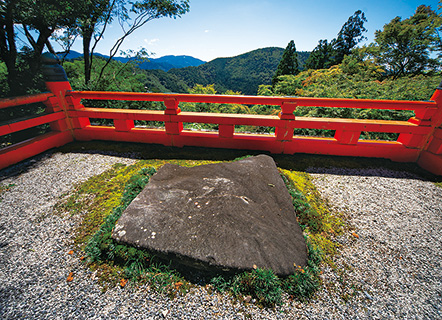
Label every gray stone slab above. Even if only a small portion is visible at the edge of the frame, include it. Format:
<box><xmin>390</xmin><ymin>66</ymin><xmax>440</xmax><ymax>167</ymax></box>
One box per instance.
<box><xmin>112</xmin><ymin>155</ymin><xmax>307</xmax><ymax>276</ymax></box>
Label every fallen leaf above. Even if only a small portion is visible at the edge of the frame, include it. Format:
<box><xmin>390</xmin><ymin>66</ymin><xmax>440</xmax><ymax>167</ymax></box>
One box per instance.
<box><xmin>120</xmin><ymin>279</ymin><xmax>128</xmax><ymax>288</ymax></box>
<box><xmin>68</xmin><ymin>250</ymin><xmax>74</xmax><ymax>255</ymax></box>
<box><xmin>79</xmin><ymin>256</ymin><xmax>85</xmax><ymax>261</ymax></box>
<box><xmin>174</xmin><ymin>281</ymin><xmax>183</xmax><ymax>290</ymax></box>
<box><xmin>352</xmin><ymin>232</ymin><xmax>359</xmax><ymax>238</ymax></box>
<box><xmin>66</xmin><ymin>272</ymin><xmax>74</xmax><ymax>282</ymax></box>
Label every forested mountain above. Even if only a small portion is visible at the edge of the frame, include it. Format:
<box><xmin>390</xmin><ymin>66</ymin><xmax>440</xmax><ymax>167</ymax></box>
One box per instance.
<box><xmin>62</xmin><ymin>51</ymin><xmax>205</xmax><ymax>71</ymax></box>
<box><xmin>163</xmin><ymin>47</ymin><xmax>310</xmax><ymax>95</ymax></box>
<box><xmin>142</xmin><ymin>69</ymin><xmax>190</xmax><ymax>93</ymax></box>
<box><xmin>146</xmin><ymin>55</ymin><xmax>206</xmax><ymax>70</ymax></box>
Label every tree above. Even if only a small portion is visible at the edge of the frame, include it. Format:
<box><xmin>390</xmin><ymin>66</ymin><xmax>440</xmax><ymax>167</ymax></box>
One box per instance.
<box><xmin>369</xmin><ymin>5</ymin><xmax>442</xmax><ymax>77</ymax></box>
<box><xmin>272</xmin><ymin>40</ymin><xmax>299</xmax><ymax>86</ymax></box>
<box><xmin>304</xmin><ymin>10</ymin><xmax>367</xmax><ymax>70</ymax></box>
<box><xmin>0</xmin><ymin>0</ymin><xmax>82</xmax><ymax>95</ymax></box>
<box><xmin>75</xmin><ymin>0</ymin><xmax>190</xmax><ymax>86</ymax></box>
<box><xmin>0</xmin><ymin>0</ymin><xmax>190</xmax><ymax>95</ymax></box>
<box><xmin>304</xmin><ymin>39</ymin><xmax>334</xmax><ymax>70</ymax></box>
<box><xmin>77</xmin><ymin>0</ymin><xmax>116</xmax><ymax>85</ymax></box>
<box><xmin>17</xmin><ymin>0</ymin><xmax>82</xmax><ymax>61</ymax></box>
<box><xmin>333</xmin><ymin>10</ymin><xmax>367</xmax><ymax>64</ymax></box>
<box><xmin>0</xmin><ymin>0</ymin><xmax>17</xmax><ymax>91</ymax></box>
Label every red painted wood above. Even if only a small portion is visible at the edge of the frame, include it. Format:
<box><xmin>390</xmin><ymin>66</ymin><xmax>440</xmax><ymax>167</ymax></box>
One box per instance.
<box><xmin>2</xmin><ymin>86</ymin><xmax>442</xmax><ymax>176</ymax></box>
<box><xmin>114</xmin><ymin>119</ymin><xmax>134</xmax><ymax>132</ymax></box>
<box><xmin>0</xmin><ymin>92</ymin><xmax>54</xmax><ymax>109</ymax></box>
<box><xmin>334</xmin><ymin>130</ymin><xmax>361</xmax><ymax>145</ymax></box>
<box><xmin>219</xmin><ymin>124</ymin><xmax>234</xmax><ymax>138</ymax></box>
<box><xmin>418</xmin><ymin>151</ymin><xmax>442</xmax><ymax>175</ymax></box>
<box><xmin>0</xmin><ymin>112</ymin><xmax>66</xmax><ymax>135</ymax></box>
<box><xmin>69</xmin><ymin>109</ymin><xmax>166</xmax><ymax>122</ymax></box>
<box><xmin>70</xmin><ymin>108</ymin><xmax>429</xmax><ymax>135</ymax></box>
<box><xmin>73</xmin><ymin>126</ymin><xmax>172</xmax><ymax>146</ymax></box>
<box><xmin>427</xmin><ymin>136</ymin><xmax>442</xmax><ymax>154</ymax></box>
<box><xmin>0</xmin><ymin>131</ymin><xmax>73</xmax><ymax>170</ymax></box>
<box><xmin>68</xmin><ymin>91</ymin><xmax>437</xmax><ymax>111</ymax></box>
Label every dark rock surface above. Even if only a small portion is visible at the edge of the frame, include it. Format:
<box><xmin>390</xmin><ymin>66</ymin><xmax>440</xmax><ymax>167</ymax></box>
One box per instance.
<box><xmin>111</xmin><ymin>155</ymin><xmax>307</xmax><ymax>276</ymax></box>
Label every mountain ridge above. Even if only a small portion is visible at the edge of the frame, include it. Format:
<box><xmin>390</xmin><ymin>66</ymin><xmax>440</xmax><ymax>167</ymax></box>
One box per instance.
<box><xmin>60</xmin><ymin>50</ymin><xmax>206</xmax><ymax>71</ymax></box>
<box><xmin>166</xmin><ymin>47</ymin><xmax>310</xmax><ymax>95</ymax></box>
<box><xmin>60</xmin><ymin>47</ymin><xmax>311</xmax><ymax>95</ymax></box>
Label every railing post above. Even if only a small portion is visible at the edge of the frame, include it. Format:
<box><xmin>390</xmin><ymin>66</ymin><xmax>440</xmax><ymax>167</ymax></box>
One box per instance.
<box><xmin>114</xmin><ymin>119</ymin><xmax>135</xmax><ymax>132</ymax></box>
<box><xmin>417</xmin><ymin>82</ymin><xmax>442</xmax><ymax>174</ymax></box>
<box><xmin>398</xmin><ymin>109</ymin><xmax>437</xmax><ymax>149</ymax></box>
<box><xmin>164</xmin><ymin>97</ymin><xmax>183</xmax><ymax>135</ymax></box>
<box><xmin>219</xmin><ymin>124</ymin><xmax>234</xmax><ymax>139</ymax></box>
<box><xmin>42</xmin><ymin>53</ymin><xmax>89</xmax><ymax>134</ymax></box>
<box><xmin>276</xmin><ymin>101</ymin><xmax>296</xmax><ymax>141</ymax></box>
<box><xmin>334</xmin><ymin>130</ymin><xmax>361</xmax><ymax>145</ymax></box>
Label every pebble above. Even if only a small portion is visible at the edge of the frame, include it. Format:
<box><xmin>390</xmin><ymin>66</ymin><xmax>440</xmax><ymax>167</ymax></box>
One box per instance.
<box><xmin>0</xmin><ymin>151</ymin><xmax>441</xmax><ymax>319</ymax></box>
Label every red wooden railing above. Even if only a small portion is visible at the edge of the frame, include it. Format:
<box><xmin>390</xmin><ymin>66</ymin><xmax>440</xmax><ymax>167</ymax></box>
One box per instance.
<box><xmin>1</xmin><ymin>76</ymin><xmax>442</xmax><ymax>175</ymax></box>
<box><xmin>0</xmin><ymin>90</ymin><xmax>74</xmax><ymax>169</ymax></box>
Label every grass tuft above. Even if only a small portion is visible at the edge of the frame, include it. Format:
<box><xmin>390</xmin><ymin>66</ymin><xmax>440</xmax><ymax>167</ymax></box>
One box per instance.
<box><xmin>232</xmin><ymin>269</ymin><xmax>283</xmax><ymax>307</ymax></box>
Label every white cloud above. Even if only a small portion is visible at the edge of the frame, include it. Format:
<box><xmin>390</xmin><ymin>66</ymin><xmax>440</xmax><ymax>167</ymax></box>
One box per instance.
<box><xmin>144</xmin><ymin>38</ymin><xmax>160</xmax><ymax>45</ymax></box>
<box><xmin>51</xmin><ymin>28</ymin><xmax>76</xmax><ymax>40</ymax></box>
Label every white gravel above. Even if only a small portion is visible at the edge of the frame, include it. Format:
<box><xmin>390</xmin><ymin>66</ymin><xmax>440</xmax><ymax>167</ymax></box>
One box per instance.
<box><xmin>0</xmin><ymin>151</ymin><xmax>441</xmax><ymax>319</ymax></box>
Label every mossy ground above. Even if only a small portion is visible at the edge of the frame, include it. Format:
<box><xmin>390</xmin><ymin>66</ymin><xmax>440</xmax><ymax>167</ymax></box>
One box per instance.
<box><xmin>0</xmin><ymin>183</ymin><xmax>14</xmax><ymax>202</ymax></box>
<box><xmin>54</xmin><ymin>141</ymin><xmax>436</xmax><ymax>307</ymax></box>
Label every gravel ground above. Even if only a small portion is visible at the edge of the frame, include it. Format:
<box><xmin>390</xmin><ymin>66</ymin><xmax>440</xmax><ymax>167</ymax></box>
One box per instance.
<box><xmin>0</xmin><ymin>150</ymin><xmax>441</xmax><ymax>319</ymax></box>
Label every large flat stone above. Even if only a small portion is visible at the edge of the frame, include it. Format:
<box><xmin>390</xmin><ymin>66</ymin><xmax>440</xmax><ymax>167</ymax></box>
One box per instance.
<box><xmin>112</xmin><ymin>155</ymin><xmax>307</xmax><ymax>276</ymax></box>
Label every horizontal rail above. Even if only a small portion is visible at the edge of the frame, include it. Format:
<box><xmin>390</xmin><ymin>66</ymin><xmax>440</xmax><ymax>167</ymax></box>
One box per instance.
<box><xmin>0</xmin><ymin>92</ymin><xmax>54</xmax><ymax>110</ymax></box>
<box><xmin>0</xmin><ymin>89</ymin><xmax>73</xmax><ymax>171</ymax></box>
<box><xmin>69</xmin><ymin>108</ymin><xmax>430</xmax><ymax>135</ymax></box>
<box><xmin>68</xmin><ymin>91</ymin><xmax>437</xmax><ymax>111</ymax></box>
<box><xmin>0</xmin><ymin>112</ymin><xmax>66</xmax><ymax>136</ymax></box>
<box><xmin>0</xmin><ymin>131</ymin><xmax>73</xmax><ymax>170</ymax></box>
<box><xmin>73</xmin><ymin>125</ymin><xmax>420</xmax><ymax>162</ymax></box>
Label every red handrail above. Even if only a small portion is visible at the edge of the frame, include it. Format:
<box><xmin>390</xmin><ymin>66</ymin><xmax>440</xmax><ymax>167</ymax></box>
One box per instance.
<box><xmin>0</xmin><ymin>92</ymin><xmax>54</xmax><ymax>110</ymax></box>
<box><xmin>1</xmin><ymin>84</ymin><xmax>441</xmax><ymax>175</ymax></box>
<box><xmin>0</xmin><ymin>90</ymin><xmax>73</xmax><ymax>170</ymax></box>
<box><xmin>69</xmin><ymin>90</ymin><xmax>436</xmax><ymax>111</ymax></box>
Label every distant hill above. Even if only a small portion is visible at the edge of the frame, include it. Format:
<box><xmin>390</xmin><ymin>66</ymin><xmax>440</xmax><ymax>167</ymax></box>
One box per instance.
<box><xmin>142</xmin><ymin>69</ymin><xmax>190</xmax><ymax>93</ymax></box>
<box><xmin>61</xmin><ymin>51</ymin><xmax>206</xmax><ymax>71</ymax></box>
<box><xmin>60</xmin><ymin>48</ymin><xmax>311</xmax><ymax>95</ymax></box>
<box><xmin>166</xmin><ymin>47</ymin><xmax>310</xmax><ymax>95</ymax></box>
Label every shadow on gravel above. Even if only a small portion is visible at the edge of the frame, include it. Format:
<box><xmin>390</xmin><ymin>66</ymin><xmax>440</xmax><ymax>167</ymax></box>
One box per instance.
<box><xmin>1</xmin><ymin>140</ymin><xmax>440</xmax><ymax>182</ymax></box>
<box><xmin>0</xmin><ymin>152</ymin><xmax>56</xmax><ymax>181</ymax></box>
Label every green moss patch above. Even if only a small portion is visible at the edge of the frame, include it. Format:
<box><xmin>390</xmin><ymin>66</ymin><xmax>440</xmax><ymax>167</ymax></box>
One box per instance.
<box><xmin>280</xmin><ymin>170</ymin><xmax>346</xmax><ymax>264</ymax></box>
<box><xmin>0</xmin><ymin>183</ymin><xmax>14</xmax><ymax>202</ymax></box>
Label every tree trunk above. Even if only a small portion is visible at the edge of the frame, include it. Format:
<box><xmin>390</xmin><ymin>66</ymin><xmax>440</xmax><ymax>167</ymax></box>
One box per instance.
<box><xmin>82</xmin><ymin>27</ymin><xmax>93</xmax><ymax>85</ymax></box>
<box><xmin>0</xmin><ymin>0</ymin><xmax>18</xmax><ymax>95</ymax></box>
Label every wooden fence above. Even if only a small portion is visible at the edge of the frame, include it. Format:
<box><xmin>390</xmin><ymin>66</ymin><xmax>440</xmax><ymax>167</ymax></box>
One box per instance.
<box><xmin>1</xmin><ymin>76</ymin><xmax>442</xmax><ymax>175</ymax></box>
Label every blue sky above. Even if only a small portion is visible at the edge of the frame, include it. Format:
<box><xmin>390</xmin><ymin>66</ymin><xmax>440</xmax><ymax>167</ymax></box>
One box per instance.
<box><xmin>57</xmin><ymin>0</ymin><xmax>440</xmax><ymax>62</ymax></box>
